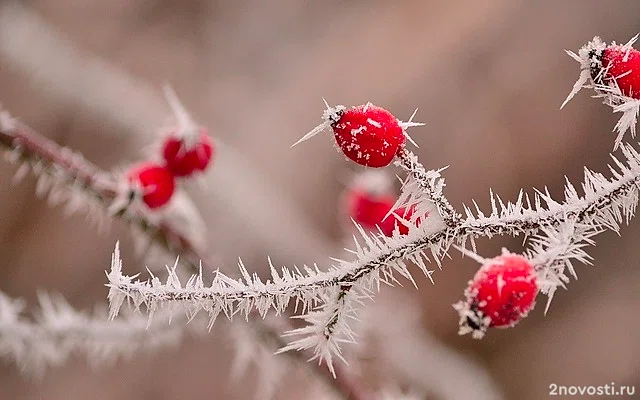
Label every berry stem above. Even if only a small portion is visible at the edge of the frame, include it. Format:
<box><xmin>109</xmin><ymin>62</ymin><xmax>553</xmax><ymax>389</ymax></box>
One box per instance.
<box><xmin>0</xmin><ymin>110</ymin><xmax>372</xmax><ymax>400</ymax></box>
<box><xmin>395</xmin><ymin>148</ymin><xmax>462</xmax><ymax>228</ymax></box>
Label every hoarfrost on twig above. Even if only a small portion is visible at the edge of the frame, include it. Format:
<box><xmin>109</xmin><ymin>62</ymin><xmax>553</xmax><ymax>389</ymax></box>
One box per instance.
<box><xmin>0</xmin><ymin>291</ymin><xmax>194</xmax><ymax>377</ymax></box>
<box><xmin>107</xmin><ymin>141</ymin><xmax>640</xmax><ymax>371</ymax></box>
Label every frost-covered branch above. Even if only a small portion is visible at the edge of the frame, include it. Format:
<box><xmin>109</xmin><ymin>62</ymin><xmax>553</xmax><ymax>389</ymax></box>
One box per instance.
<box><xmin>0</xmin><ymin>291</ymin><xmax>189</xmax><ymax>376</ymax></box>
<box><xmin>395</xmin><ymin>148</ymin><xmax>461</xmax><ymax>228</ymax></box>
<box><xmin>0</xmin><ymin>112</ymin><xmax>117</xmax><ymax>229</ymax></box>
<box><xmin>107</xmin><ymin>139</ymin><xmax>640</xmax><ymax>369</ymax></box>
<box><xmin>0</xmin><ymin>110</ymin><xmax>205</xmax><ymax>264</ymax></box>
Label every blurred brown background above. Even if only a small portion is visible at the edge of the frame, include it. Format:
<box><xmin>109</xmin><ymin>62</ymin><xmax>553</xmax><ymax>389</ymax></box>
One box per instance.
<box><xmin>1</xmin><ymin>0</ymin><xmax>639</xmax><ymax>399</ymax></box>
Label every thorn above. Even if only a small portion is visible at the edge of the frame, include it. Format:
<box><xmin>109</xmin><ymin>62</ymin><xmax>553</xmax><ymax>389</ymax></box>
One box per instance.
<box><xmin>292</xmin><ymin>101</ymin><xmax>345</xmax><ymax>148</ymax></box>
<box><xmin>290</xmin><ymin>121</ymin><xmax>329</xmax><ymax>148</ymax></box>
<box><xmin>163</xmin><ymin>84</ymin><xmax>197</xmax><ymax>131</ymax></box>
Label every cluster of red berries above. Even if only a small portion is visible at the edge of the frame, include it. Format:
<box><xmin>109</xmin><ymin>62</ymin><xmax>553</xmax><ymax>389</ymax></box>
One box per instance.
<box><xmin>124</xmin><ymin>88</ymin><xmax>215</xmax><ymax>210</ymax></box>
<box><xmin>454</xmin><ymin>252</ymin><xmax>539</xmax><ymax>338</ymax></box>
<box><xmin>126</xmin><ymin>128</ymin><xmax>214</xmax><ymax>209</ymax></box>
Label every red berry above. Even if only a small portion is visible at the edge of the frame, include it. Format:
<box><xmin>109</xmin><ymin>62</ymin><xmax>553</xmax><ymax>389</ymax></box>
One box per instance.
<box><xmin>162</xmin><ymin>128</ymin><xmax>214</xmax><ymax>177</ymax></box>
<box><xmin>599</xmin><ymin>46</ymin><xmax>640</xmax><ymax>98</ymax></box>
<box><xmin>127</xmin><ymin>163</ymin><xmax>176</xmax><ymax>209</ymax></box>
<box><xmin>331</xmin><ymin>104</ymin><xmax>405</xmax><ymax>168</ymax></box>
<box><xmin>345</xmin><ymin>189</ymin><xmax>396</xmax><ymax>229</ymax></box>
<box><xmin>454</xmin><ymin>252</ymin><xmax>538</xmax><ymax>338</ymax></box>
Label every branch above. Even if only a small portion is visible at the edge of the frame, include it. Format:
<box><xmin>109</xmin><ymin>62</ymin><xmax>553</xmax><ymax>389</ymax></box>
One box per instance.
<box><xmin>106</xmin><ymin>140</ymin><xmax>640</xmax><ymax>370</ymax></box>
<box><xmin>0</xmin><ymin>291</ymin><xmax>189</xmax><ymax>376</ymax></box>
<box><xmin>0</xmin><ymin>111</ymin><xmax>204</xmax><ymax>265</ymax></box>
<box><xmin>395</xmin><ymin>148</ymin><xmax>461</xmax><ymax>228</ymax></box>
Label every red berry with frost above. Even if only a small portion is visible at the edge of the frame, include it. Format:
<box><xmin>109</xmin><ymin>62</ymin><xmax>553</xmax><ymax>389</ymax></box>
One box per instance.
<box><xmin>162</xmin><ymin>128</ymin><xmax>214</xmax><ymax>177</ymax></box>
<box><xmin>127</xmin><ymin>163</ymin><xmax>176</xmax><ymax>209</ymax></box>
<box><xmin>588</xmin><ymin>44</ymin><xmax>640</xmax><ymax>99</ymax></box>
<box><xmin>566</xmin><ymin>36</ymin><xmax>640</xmax><ymax>103</ymax></box>
<box><xmin>345</xmin><ymin>189</ymin><xmax>396</xmax><ymax>229</ymax></box>
<box><xmin>454</xmin><ymin>252</ymin><xmax>538</xmax><ymax>339</ymax></box>
<box><xmin>331</xmin><ymin>103</ymin><xmax>406</xmax><ymax>168</ymax></box>
<box><xmin>343</xmin><ymin>170</ymin><xmax>406</xmax><ymax>232</ymax></box>
<box><xmin>563</xmin><ymin>36</ymin><xmax>640</xmax><ymax>147</ymax></box>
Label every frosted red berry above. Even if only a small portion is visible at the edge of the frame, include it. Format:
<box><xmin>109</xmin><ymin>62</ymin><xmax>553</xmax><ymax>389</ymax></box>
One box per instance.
<box><xmin>563</xmin><ymin>37</ymin><xmax>640</xmax><ymax>146</ymax></box>
<box><xmin>345</xmin><ymin>189</ymin><xmax>397</xmax><ymax>230</ymax></box>
<box><xmin>596</xmin><ymin>45</ymin><xmax>640</xmax><ymax>98</ymax></box>
<box><xmin>331</xmin><ymin>104</ymin><xmax>405</xmax><ymax>168</ymax></box>
<box><xmin>126</xmin><ymin>163</ymin><xmax>176</xmax><ymax>209</ymax></box>
<box><xmin>162</xmin><ymin>128</ymin><xmax>214</xmax><ymax>177</ymax></box>
<box><xmin>454</xmin><ymin>252</ymin><xmax>538</xmax><ymax>338</ymax></box>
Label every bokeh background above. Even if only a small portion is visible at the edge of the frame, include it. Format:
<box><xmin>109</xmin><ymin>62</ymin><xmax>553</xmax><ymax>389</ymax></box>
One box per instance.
<box><xmin>1</xmin><ymin>1</ymin><xmax>639</xmax><ymax>399</ymax></box>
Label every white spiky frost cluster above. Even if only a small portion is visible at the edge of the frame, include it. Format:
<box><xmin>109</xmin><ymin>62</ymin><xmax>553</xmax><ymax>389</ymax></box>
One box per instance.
<box><xmin>0</xmin><ymin>291</ymin><xmax>190</xmax><ymax>376</ymax></box>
